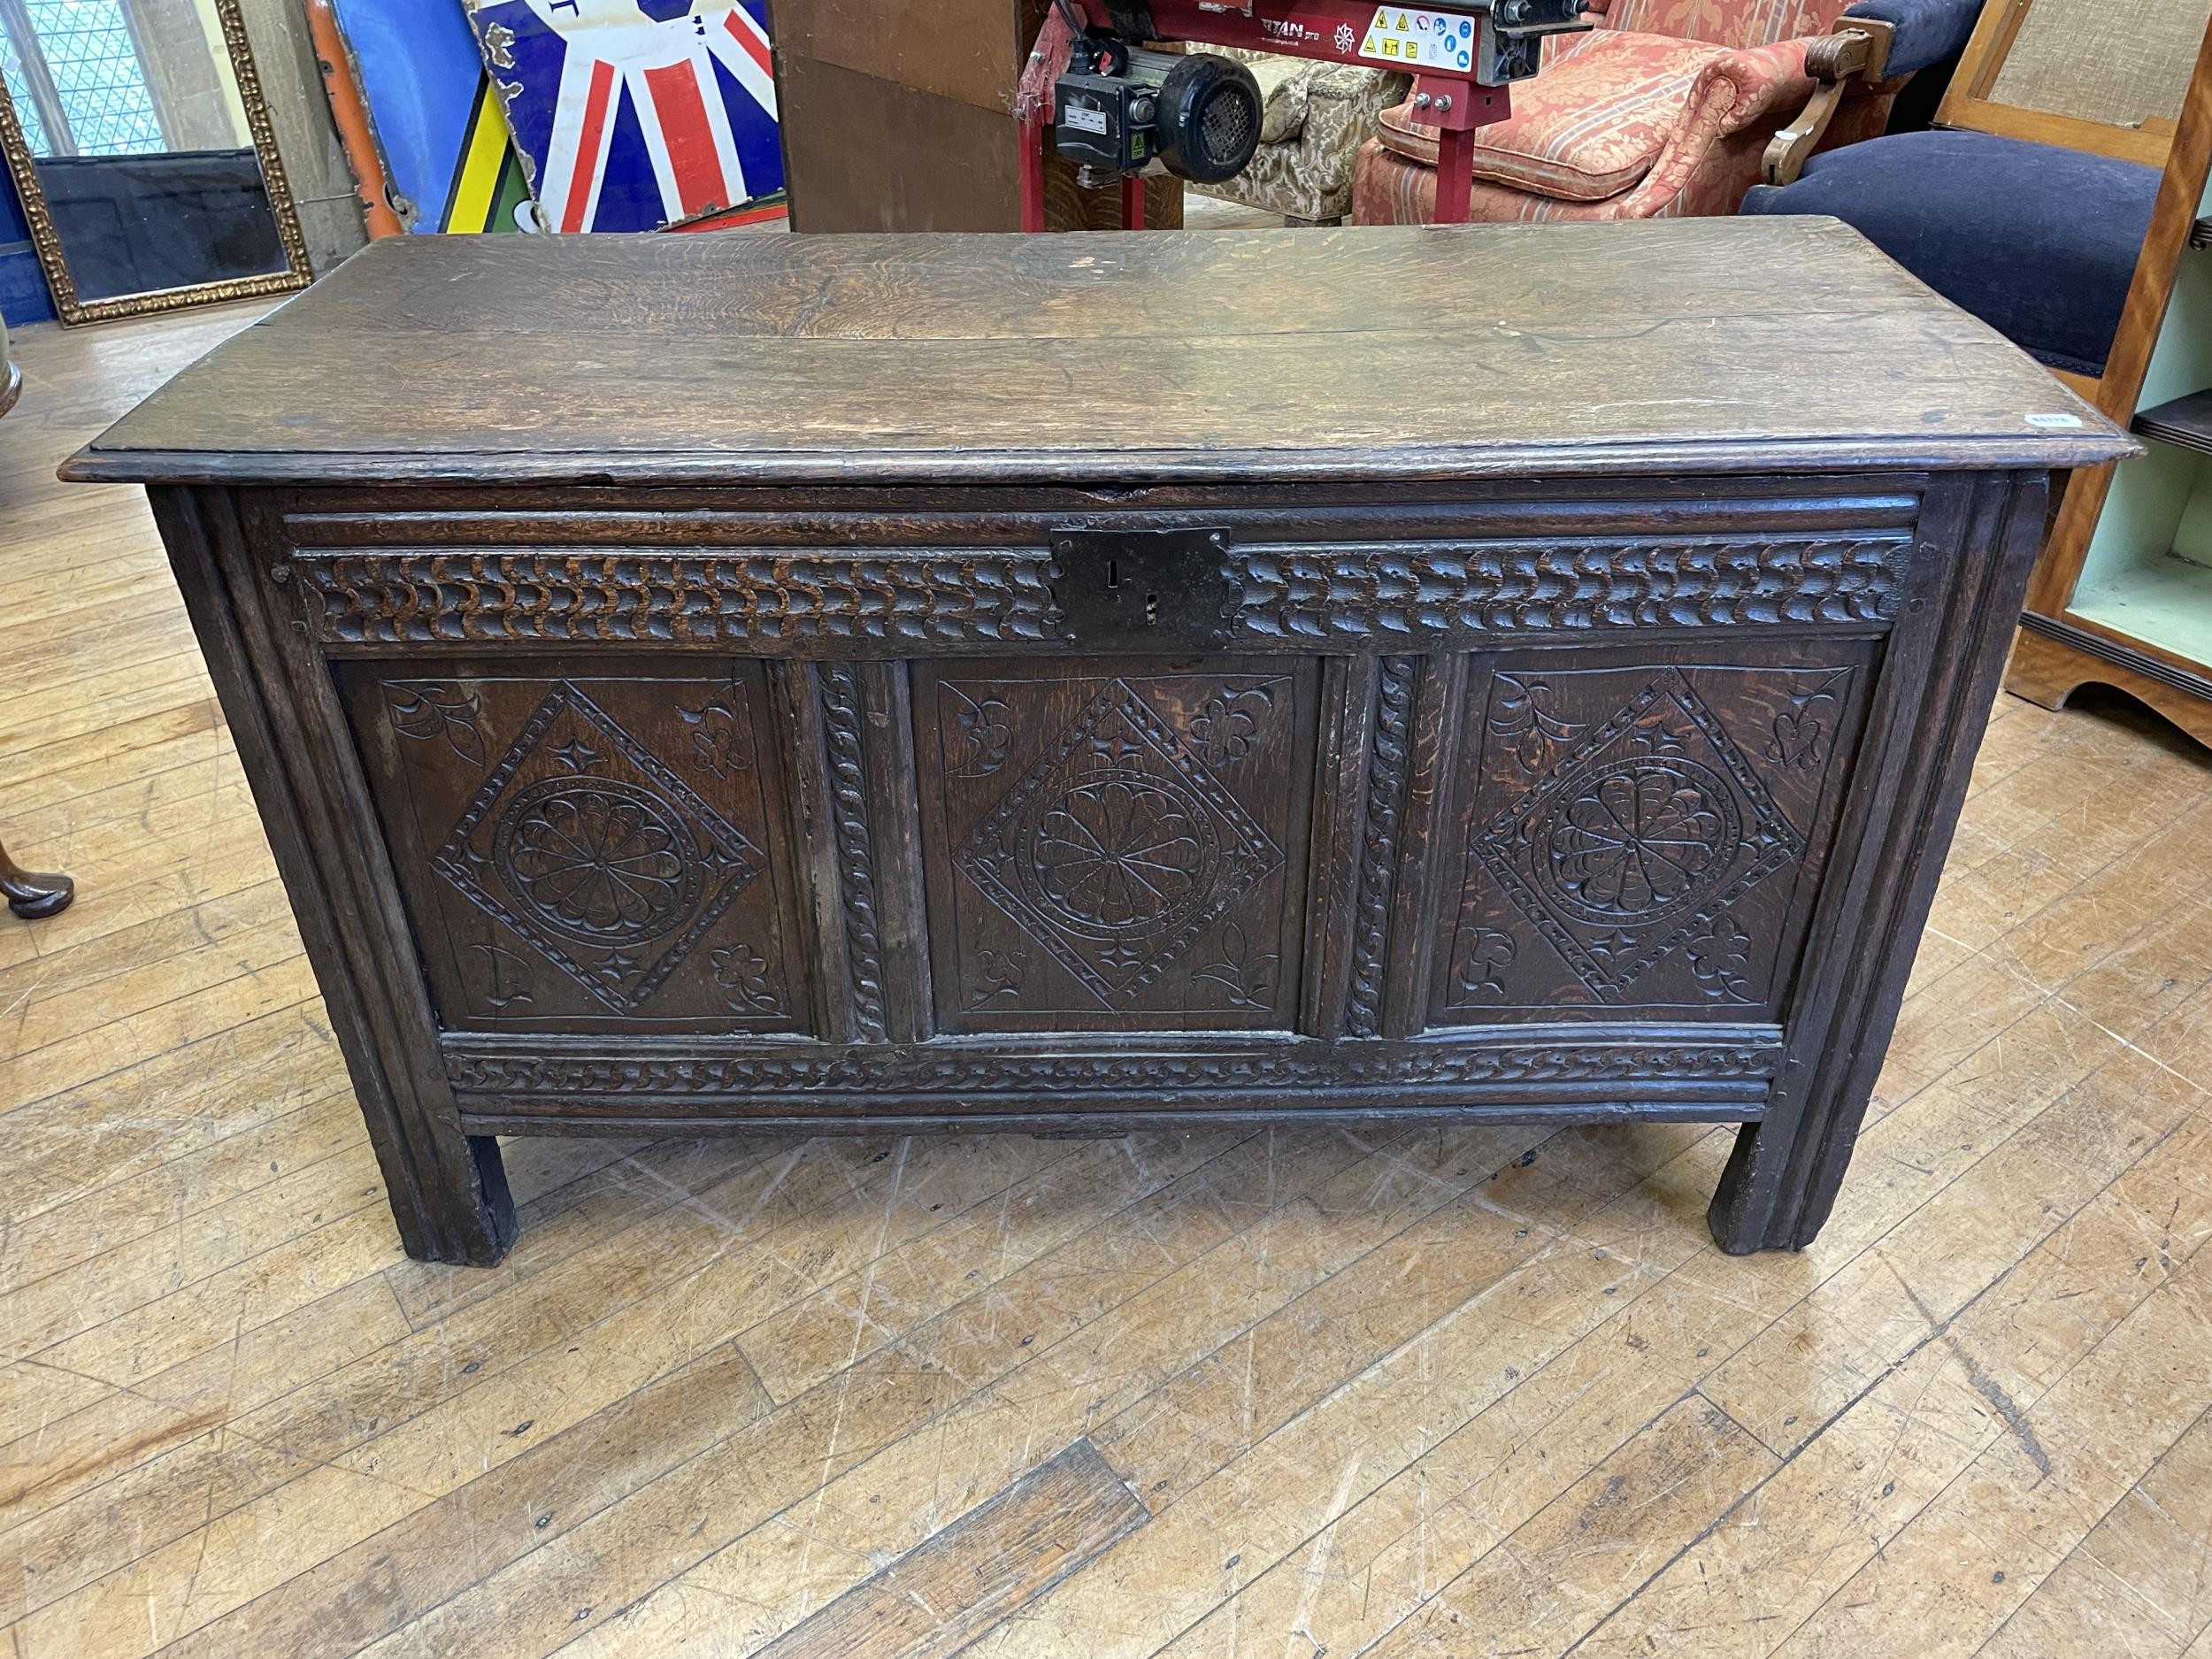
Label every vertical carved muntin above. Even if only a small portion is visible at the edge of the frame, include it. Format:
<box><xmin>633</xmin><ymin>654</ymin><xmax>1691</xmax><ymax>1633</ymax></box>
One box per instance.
<box><xmin>817</xmin><ymin>660</ymin><xmax>891</xmax><ymax>1044</ymax></box>
<box><xmin>1347</xmin><ymin>657</ymin><xmax>1417</xmax><ymax>1039</ymax></box>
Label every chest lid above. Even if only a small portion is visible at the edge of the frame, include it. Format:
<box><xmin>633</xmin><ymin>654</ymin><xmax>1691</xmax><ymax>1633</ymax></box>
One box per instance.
<box><xmin>65</xmin><ymin>220</ymin><xmax>2129</xmax><ymax>488</ymax></box>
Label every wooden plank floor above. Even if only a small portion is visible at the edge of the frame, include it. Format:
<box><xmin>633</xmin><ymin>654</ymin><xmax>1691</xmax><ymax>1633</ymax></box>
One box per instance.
<box><xmin>5</xmin><ymin>305</ymin><xmax>2212</xmax><ymax>1659</ymax></box>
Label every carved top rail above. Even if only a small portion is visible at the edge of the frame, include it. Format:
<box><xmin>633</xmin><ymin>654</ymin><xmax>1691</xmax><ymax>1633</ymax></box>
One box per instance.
<box><xmin>275</xmin><ymin>532</ymin><xmax>1916</xmax><ymax>649</ymax></box>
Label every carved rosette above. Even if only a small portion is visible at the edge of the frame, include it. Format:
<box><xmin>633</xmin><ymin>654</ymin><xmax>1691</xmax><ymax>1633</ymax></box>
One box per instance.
<box><xmin>956</xmin><ymin>680</ymin><xmax>1283</xmax><ymax>1008</ymax></box>
<box><xmin>426</xmin><ymin>685</ymin><xmax>767</xmax><ymax>1014</ymax></box>
<box><xmin>1473</xmin><ymin>669</ymin><xmax>1803</xmax><ymax>1002</ymax></box>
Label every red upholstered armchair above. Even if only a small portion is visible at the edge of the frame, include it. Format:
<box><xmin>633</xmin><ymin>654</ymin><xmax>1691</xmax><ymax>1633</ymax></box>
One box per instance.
<box><xmin>1353</xmin><ymin>0</ymin><xmax>1978</xmax><ymax>225</ymax></box>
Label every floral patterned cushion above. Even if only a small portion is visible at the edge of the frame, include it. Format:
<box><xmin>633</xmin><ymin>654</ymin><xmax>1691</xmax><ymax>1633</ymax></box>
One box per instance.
<box><xmin>1197</xmin><ymin>56</ymin><xmax>1412</xmax><ymax>222</ymax></box>
<box><xmin>1592</xmin><ymin>0</ymin><xmax>1858</xmax><ymax>48</ymax></box>
<box><xmin>1377</xmin><ymin>30</ymin><xmax>1741</xmax><ymax>202</ymax></box>
<box><xmin>1355</xmin><ymin>0</ymin><xmax>1893</xmax><ymax>224</ymax></box>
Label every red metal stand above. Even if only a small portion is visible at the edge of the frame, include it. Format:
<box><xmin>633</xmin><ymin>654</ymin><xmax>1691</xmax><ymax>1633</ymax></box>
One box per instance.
<box><xmin>1019</xmin><ymin>108</ymin><xmax>1048</xmax><ymax>231</ymax></box>
<box><xmin>1016</xmin><ymin>0</ymin><xmax>1529</xmax><ymax>229</ymax></box>
<box><xmin>1121</xmin><ymin>171</ymin><xmax>1148</xmax><ymax>229</ymax></box>
<box><xmin>1431</xmin><ymin>112</ymin><xmax>1490</xmax><ymax>224</ymax></box>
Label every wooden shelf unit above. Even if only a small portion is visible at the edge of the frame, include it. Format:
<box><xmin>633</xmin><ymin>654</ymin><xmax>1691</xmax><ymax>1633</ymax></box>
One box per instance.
<box><xmin>2007</xmin><ymin>15</ymin><xmax>2212</xmax><ymax>748</ymax></box>
<box><xmin>2134</xmin><ymin>388</ymin><xmax>2212</xmax><ymax>450</ymax></box>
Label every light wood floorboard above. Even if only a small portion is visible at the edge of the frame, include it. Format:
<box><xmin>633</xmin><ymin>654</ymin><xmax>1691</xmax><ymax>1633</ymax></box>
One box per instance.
<box><xmin>4</xmin><ymin>304</ymin><xmax>2212</xmax><ymax>1659</ymax></box>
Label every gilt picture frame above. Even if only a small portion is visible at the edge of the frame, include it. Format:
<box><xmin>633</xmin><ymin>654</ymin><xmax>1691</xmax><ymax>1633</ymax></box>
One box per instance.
<box><xmin>0</xmin><ymin>0</ymin><xmax>312</xmax><ymax>325</ymax></box>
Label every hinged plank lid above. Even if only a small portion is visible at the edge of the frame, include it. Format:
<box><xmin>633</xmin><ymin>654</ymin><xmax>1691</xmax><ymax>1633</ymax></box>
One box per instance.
<box><xmin>65</xmin><ymin>220</ymin><xmax>2132</xmax><ymax>487</ymax></box>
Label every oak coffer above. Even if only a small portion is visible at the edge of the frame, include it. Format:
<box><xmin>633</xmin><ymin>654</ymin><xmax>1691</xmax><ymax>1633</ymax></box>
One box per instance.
<box><xmin>65</xmin><ymin>223</ymin><xmax>2133</xmax><ymax>1266</ymax></box>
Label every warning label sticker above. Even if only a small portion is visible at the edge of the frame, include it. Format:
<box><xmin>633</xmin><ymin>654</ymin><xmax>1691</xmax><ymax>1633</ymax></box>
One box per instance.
<box><xmin>1359</xmin><ymin>6</ymin><xmax>1478</xmax><ymax>70</ymax></box>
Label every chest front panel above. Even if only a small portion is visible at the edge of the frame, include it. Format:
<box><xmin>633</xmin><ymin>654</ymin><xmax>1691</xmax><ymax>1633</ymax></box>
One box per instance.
<box><xmin>343</xmin><ymin>662</ymin><xmax>812</xmax><ymax>1037</ymax></box>
<box><xmin>1436</xmin><ymin>644</ymin><xmax>1873</xmax><ymax>1026</ymax></box>
<box><xmin>265</xmin><ymin>477</ymin><xmax>1939</xmax><ymax>1122</ymax></box>
<box><xmin>916</xmin><ymin>657</ymin><xmax>1321</xmax><ymax>1035</ymax></box>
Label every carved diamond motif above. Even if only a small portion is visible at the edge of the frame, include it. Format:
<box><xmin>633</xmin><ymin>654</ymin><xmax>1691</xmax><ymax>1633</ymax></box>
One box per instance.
<box><xmin>430</xmin><ymin>684</ymin><xmax>765</xmax><ymax>1014</ymax></box>
<box><xmin>958</xmin><ymin>680</ymin><xmax>1282</xmax><ymax>1006</ymax></box>
<box><xmin>1474</xmin><ymin>670</ymin><xmax>1802</xmax><ymax>1001</ymax></box>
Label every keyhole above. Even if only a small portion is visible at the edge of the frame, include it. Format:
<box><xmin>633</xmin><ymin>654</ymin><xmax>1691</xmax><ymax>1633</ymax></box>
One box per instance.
<box><xmin>1144</xmin><ymin>592</ymin><xmax>1159</xmax><ymax>626</ymax></box>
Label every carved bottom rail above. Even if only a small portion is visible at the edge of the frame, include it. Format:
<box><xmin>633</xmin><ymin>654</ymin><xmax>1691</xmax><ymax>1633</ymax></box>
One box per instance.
<box><xmin>445</xmin><ymin>1032</ymin><xmax>1785</xmax><ymax>1097</ymax></box>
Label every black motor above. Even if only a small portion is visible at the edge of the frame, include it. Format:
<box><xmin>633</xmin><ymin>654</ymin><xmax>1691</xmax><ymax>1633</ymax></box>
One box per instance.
<box><xmin>1053</xmin><ymin>38</ymin><xmax>1262</xmax><ymax>185</ymax></box>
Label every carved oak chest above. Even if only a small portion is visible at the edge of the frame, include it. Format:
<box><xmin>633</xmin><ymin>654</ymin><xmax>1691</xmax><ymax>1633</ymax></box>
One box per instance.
<box><xmin>67</xmin><ymin>223</ymin><xmax>2131</xmax><ymax>1265</ymax></box>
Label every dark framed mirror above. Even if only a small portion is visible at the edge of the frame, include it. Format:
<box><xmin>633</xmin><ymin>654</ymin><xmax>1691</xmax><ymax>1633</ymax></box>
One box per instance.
<box><xmin>0</xmin><ymin>0</ymin><xmax>311</xmax><ymax>324</ymax></box>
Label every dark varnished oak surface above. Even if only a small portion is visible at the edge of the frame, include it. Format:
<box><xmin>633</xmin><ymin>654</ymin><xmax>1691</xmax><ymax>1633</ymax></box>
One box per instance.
<box><xmin>71</xmin><ymin>226</ymin><xmax>2133</xmax><ymax>1270</ymax></box>
<box><xmin>66</xmin><ymin>221</ymin><xmax>2112</xmax><ymax>486</ymax></box>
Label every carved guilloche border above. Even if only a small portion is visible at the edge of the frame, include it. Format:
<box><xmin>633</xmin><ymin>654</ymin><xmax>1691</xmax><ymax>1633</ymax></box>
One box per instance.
<box><xmin>442</xmin><ymin>1034</ymin><xmax>1786</xmax><ymax>1098</ymax></box>
<box><xmin>1234</xmin><ymin>536</ymin><xmax>1910</xmax><ymax>639</ymax></box>
<box><xmin>274</xmin><ymin>534</ymin><xmax>1914</xmax><ymax>647</ymax></box>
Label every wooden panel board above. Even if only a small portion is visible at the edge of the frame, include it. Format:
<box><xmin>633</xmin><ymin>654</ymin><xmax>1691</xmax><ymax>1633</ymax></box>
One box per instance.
<box><xmin>914</xmin><ymin>657</ymin><xmax>1317</xmax><ymax>1034</ymax></box>
<box><xmin>780</xmin><ymin>53</ymin><xmax>1028</xmax><ymax>232</ymax></box>
<box><xmin>752</xmin><ymin>1440</ymin><xmax>1146</xmax><ymax>1659</ymax></box>
<box><xmin>63</xmin><ymin>222</ymin><xmax>2124</xmax><ymax>487</ymax></box>
<box><xmin>1432</xmin><ymin>642</ymin><xmax>1874</xmax><ymax>1027</ymax></box>
<box><xmin>778</xmin><ymin>51</ymin><xmax>1183</xmax><ymax>234</ymax></box>
<box><xmin>341</xmin><ymin>662</ymin><xmax>813</xmax><ymax>1035</ymax></box>
<box><xmin>771</xmin><ymin>0</ymin><xmax>1041</xmax><ymax>116</ymax></box>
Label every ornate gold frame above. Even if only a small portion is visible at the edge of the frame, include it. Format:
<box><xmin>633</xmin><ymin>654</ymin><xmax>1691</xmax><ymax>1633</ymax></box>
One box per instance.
<box><xmin>0</xmin><ymin>0</ymin><xmax>312</xmax><ymax>326</ymax></box>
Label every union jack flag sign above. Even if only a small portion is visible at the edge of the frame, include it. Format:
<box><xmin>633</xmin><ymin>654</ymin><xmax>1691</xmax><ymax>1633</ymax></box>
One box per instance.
<box><xmin>468</xmin><ymin>0</ymin><xmax>781</xmax><ymax>233</ymax></box>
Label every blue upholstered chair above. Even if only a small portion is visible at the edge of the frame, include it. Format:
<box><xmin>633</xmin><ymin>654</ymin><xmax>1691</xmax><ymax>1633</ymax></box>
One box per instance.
<box><xmin>1742</xmin><ymin>127</ymin><xmax>2160</xmax><ymax>378</ymax></box>
<box><xmin>1741</xmin><ymin>0</ymin><xmax>2187</xmax><ymax>380</ymax></box>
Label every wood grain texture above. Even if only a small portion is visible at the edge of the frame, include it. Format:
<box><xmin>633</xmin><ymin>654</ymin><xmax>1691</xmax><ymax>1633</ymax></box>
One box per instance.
<box><xmin>62</xmin><ymin>223</ymin><xmax>2125</xmax><ymax>488</ymax></box>
<box><xmin>770</xmin><ymin>0</ymin><xmax>1043</xmax><ymax>116</ymax></box>
<box><xmin>751</xmin><ymin>1440</ymin><xmax>1146</xmax><ymax>1659</ymax></box>
<box><xmin>2007</xmin><ymin>620</ymin><xmax>2212</xmax><ymax>749</ymax></box>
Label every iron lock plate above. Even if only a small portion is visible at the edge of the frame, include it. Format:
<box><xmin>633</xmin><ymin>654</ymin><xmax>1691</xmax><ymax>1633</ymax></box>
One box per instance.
<box><xmin>1050</xmin><ymin>526</ymin><xmax>1238</xmax><ymax>651</ymax></box>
